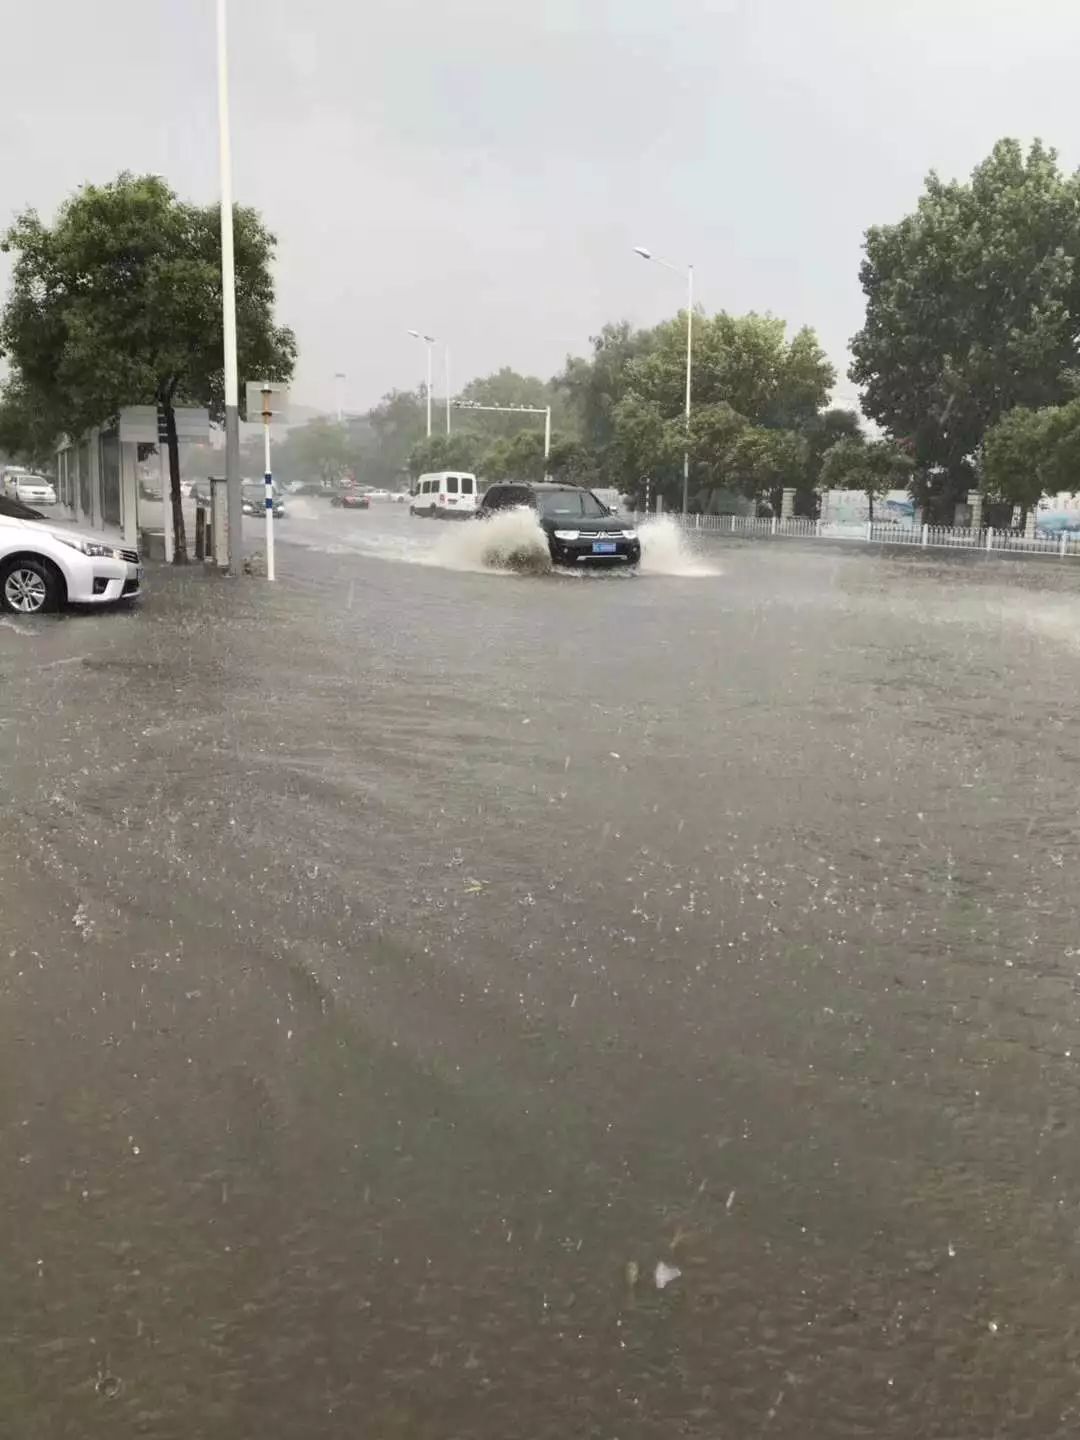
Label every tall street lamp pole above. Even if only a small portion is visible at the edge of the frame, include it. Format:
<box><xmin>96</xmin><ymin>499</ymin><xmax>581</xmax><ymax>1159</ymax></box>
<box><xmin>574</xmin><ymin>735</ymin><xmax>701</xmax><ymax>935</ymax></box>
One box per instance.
<box><xmin>408</xmin><ymin>330</ymin><xmax>436</xmax><ymax>438</ymax></box>
<box><xmin>334</xmin><ymin>372</ymin><xmax>346</xmax><ymax>423</ymax></box>
<box><xmin>216</xmin><ymin>0</ymin><xmax>241</xmax><ymax>573</ymax></box>
<box><xmin>634</xmin><ymin>247</ymin><xmax>693</xmax><ymax>516</ymax></box>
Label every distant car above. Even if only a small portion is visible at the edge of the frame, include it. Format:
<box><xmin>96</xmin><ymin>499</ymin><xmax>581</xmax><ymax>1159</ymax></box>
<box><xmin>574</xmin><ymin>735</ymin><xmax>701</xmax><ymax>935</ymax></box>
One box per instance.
<box><xmin>241</xmin><ymin>482</ymin><xmax>286</xmax><ymax>519</ymax></box>
<box><xmin>366</xmin><ymin>488</ymin><xmax>391</xmax><ymax>502</ymax></box>
<box><xmin>476</xmin><ymin>482</ymin><xmax>641</xmax><ymax>568</ymax></box>
<box><xmin>393</xmin><ymin>492</ymin><xmax>409</xmax><ymax>503</ymax></box>
<box><xmin>0</xmin><ymin>495</ymin><xmax>141</xmax><ymax>613</ymax></box>
<box><xmin>331</xmin><ymin>490</ymin><xmax>370</xmax><ymax>510</ymax></box>
<box><xmin>3</xmin><ymin>471</ymin><xmax>56</xmax><ymax>506</ymax></box>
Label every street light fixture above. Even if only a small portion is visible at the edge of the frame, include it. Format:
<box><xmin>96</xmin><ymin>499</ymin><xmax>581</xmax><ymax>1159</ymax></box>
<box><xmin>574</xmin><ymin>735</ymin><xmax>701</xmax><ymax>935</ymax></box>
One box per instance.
<box><xmin>634</xmin><ymin>246</ymin><xmax>694</xmax><ymax>515</ymax></box>
<box><xmin>408</xmin><ymin>330</ymin><xmax>451</xmax><ymax>437</ymax></box>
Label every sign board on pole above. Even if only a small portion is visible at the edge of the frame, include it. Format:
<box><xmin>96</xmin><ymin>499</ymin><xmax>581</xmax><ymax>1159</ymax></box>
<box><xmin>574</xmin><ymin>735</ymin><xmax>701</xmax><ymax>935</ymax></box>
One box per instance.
<box><xmin>245</xmin><ymin>382</ymin><xmax>290</xmax><ymax>424</ymax></box>
<box><xmin>117</xmin><ymin>405</ymin><xmax>209</xmax><ymax>444</ymax></box>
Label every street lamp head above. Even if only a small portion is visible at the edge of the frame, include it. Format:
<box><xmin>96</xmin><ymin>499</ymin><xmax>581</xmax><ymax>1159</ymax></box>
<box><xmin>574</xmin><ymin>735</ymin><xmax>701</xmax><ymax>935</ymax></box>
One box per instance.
<box><xmin>633</xmin><ymin>246</ymin><xmax>653</xmax><ymax>261</ymax></box>
<box><xmin>407</xmin><ymin>329</ymin><xmax>421</xmax><ymax>339</ymax></box>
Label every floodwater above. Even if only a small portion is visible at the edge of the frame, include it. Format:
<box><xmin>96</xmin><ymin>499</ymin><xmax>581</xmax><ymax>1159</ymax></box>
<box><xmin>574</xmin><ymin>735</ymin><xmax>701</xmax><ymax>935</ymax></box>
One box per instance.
<box><xmin>3</xmin><ymin>504</ymin><xmax>1080</xmax><ymax>1437</ymax></box>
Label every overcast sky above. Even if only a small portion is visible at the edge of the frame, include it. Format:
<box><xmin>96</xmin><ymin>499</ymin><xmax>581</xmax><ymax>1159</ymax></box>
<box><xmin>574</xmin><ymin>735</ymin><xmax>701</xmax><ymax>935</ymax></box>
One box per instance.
<box><xmin>4</xmin><ymin>0</ymin><xmax>1080</xmax><ymax>415</ymax></box>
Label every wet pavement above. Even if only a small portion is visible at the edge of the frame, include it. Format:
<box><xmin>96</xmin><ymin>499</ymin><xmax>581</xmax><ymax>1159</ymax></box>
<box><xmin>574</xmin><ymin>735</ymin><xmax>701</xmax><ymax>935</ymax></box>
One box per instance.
<box><xmin>4</xmin><ymin>506</ymin><xmax>1080</xmax><ymax>1437</ymax></box>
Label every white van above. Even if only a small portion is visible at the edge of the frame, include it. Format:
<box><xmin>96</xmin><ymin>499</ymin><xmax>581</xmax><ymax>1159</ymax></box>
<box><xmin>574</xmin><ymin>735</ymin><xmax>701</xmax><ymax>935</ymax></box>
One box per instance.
<box><xmin>410</xmin><ymin>472</ymin><xmax>478</xmax><ymax>520</ymax></box>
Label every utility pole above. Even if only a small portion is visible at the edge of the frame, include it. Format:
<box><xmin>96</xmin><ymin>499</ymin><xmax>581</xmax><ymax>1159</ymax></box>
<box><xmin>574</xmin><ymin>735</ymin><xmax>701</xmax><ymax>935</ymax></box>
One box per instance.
<box><xmin>261</xmin><ymin>383</ymin><xmax>275</xmax><ymax>583</ymax></box>
<box><xmin>633</xmin><ymin>247</ymin><xmax>695</xmax><ymax>516</ymax></box>
<box><xmin>216</xmin><ymin>0</ymin><xmax>241</xmax><ymax>573</ymax></box>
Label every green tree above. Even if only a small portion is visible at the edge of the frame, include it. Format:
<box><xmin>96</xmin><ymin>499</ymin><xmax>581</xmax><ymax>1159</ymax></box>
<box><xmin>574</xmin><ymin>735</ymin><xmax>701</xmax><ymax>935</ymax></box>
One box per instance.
<box><xmin>558</xmin><ymin>320</ymin><xmax>656</xmax><ymax>451</ymax></box>
<box><xmin>981</xmin><ymin>398</ymin><xmax>1080</xmax><ymax>514</ymax></box>
<box><xmin>0</xmin><ymin>374</ymin><xmax>63</xmax><ymax>469</ymax></box>
<box><xmin>285</xmin><ymin>417</ymin><xmax>353</xmax><ymax>486</ymax></box>
<box><xmin>457</xmin><ymin>367</ymin><xmax>567</xmax><ymax>439</ymax></box>
<box><xmin>851</xmin><ymin>138</ymin><xmax>1080</xmax><ymax>519</ymax></box>
<box><xmin>0</xmin><ymin>172</ymin><xmax>295</xmax><ymax>560</ymax></box>
<box><xmin>407</xmin><ymin>431</ymin><xmax>489</xmax><ymax>481</ymax></box>
<box><xmin>819</xmin><ymin>436</ymin><xmax>914</xmax><ymax>519</ymax></box>
<box><xmin>359</xmin><ymin>388</ymin><xmax>427</xmax><ymax>488</ymax></box>
<box><xmin>578</xmin><ymin>311</ymin><xmax>833</xmax><ymax>509</ymax></box>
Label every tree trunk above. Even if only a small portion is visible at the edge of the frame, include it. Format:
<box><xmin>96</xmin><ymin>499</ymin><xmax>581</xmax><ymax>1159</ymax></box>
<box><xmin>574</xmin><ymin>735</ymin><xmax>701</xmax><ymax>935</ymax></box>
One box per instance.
<box><xmin>867</xmin><ymin>490</ymin><xmax>875</xmax><ymax>522</ymax></box>
<box><xmin>163</xmin><ymin>393</ymin><xmax>188</xmax><ymax>563</ymax></box>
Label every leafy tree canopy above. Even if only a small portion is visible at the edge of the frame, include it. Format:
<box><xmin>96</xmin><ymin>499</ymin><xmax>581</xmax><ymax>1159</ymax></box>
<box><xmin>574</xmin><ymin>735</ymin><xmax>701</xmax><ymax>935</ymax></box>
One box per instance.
<box><xmin>0</xmin><ymin>172</ymin><xmax>295</xmax><ymax>559</ymax></box>
<box><xmin>981</xmin><ymin>398</ymin><xmax>1080</xmax><ymax>511</ymax></box>
<box><xmin>850</xmin><ymin>138</ymin><xmax>1080</xmax><ymax>515</ymax></box>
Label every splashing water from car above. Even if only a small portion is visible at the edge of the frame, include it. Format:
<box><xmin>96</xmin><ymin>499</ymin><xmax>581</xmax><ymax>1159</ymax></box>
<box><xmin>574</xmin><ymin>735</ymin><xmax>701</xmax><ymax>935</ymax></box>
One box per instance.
<box><xmin>635</xmin><ymin>516</ymin><xmax>719</xmax><ymax>577</ymax></box>
<box><xmin>281</xmin><ymin>496</ymin><xmax>322</xmax><ymax>521</ymax></box>
<box><xmin>428</xmin><ymin>509</ymin><xmax>553</xmax><ymax>575</ymax></box>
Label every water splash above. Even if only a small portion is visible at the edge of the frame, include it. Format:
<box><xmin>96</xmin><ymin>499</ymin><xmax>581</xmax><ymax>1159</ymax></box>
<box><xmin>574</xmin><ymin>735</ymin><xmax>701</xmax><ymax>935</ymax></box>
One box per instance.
<box><xmin>281</xmin><ymin>496</ymin><xmax>323</xmax><ymax>521</ymax></box>
<box><xmin>637</xmin><ymin>517</ymin><xmax>719</xmax><ymax>577</ymax></box>
<box><xmin>428</xmin><ymin>510</ymin><xmax>552</xmax><ymax>575</ymax></box>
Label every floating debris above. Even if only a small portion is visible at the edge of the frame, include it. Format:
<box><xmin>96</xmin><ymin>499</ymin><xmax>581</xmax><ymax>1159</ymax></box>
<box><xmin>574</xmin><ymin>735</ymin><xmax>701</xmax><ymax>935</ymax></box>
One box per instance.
<box><xmin>654</xmin><ymin>1260</ymin><xmax>681</xmax><ymax>1291</ymax></box>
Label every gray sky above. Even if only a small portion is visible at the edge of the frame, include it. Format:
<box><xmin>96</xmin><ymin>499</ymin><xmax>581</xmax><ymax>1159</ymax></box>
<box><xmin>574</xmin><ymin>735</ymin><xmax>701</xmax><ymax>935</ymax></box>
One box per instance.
<box><xmin>4</xmin><ymin>0</ymin><xmax>1080</xmax><ymax>415</ymax></box>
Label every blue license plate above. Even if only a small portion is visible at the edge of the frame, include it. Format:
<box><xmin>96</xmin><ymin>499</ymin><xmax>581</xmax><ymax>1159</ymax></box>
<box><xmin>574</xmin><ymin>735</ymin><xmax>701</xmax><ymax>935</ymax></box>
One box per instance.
<box><xmin>592</xmin><ymin>541</ymin><xmax>617</xmax><ymax>554</ymax></box>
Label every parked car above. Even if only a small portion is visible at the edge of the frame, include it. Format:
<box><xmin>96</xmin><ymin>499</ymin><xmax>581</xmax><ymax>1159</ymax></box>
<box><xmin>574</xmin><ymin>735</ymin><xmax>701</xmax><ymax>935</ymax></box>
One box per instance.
<box><xmin>2</xmin><ymin>470</ymin><xmax>57</xmax><ymax>506</ymax></box>
<box><xmin>476</xmin><ymin>482</ymin><xmax>641</xmax><ymax>568</ymax></box>
<box><xmin>0</xmin><ymin>495</ymin><xmax>141</xmax><ymax>613</ymax></box>
<box><xmin>241</xmin><ymin>482</ymin><xmax>286</xmax><ymax>519</ymax></box>
<box><xmin>331</xmin><ymin>489</ymin><xmax>370</xmax><ymax>509</ymax></box>
<box><xmin>410</xmin><ymin>471</ymin><xmax>479</xmax><ymax>519</ymax></box>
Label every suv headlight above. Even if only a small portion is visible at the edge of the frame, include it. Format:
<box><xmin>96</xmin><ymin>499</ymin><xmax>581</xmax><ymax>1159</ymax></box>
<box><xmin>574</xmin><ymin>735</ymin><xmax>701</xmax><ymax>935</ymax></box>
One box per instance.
<box><xmin>621</xmin><ymin>528</ymin><xmax>638</xmax><ymax>540</ymax></box>
<box><xmin>53</xmin><ymin>534</ymin><xmax>117</xmax><ymax>558</ymax></box>
<box><xmin>553</xmin><ymin>529</ymin><xmax>581</xmax><ymax>540</ymax></box>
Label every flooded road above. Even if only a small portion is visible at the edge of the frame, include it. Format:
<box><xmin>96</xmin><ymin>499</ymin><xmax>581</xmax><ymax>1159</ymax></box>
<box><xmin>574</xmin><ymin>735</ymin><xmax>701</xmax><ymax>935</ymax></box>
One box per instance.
<box><xmin>4</xmin><ymin>505</ymin><xmax>1080</xmax><ymax>1437</ymax></box>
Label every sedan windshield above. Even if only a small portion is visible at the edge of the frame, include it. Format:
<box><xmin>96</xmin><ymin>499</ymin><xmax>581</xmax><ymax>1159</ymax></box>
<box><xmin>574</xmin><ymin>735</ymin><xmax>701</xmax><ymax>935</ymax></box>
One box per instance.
<box><xmin>536</xmin><ymin>489</ymin><xmax>609</xmax><ymax>519</ymax></box>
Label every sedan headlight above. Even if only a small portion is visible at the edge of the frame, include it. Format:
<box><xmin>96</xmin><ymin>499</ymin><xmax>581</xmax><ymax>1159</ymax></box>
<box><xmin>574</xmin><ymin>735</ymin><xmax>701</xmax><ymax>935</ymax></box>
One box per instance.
<box><xmin>52</xmin><ymin>533</ymin><xmax>117</xmax><ymax>558</ymax></box>
<box><xmin>553</xmin><ymin>529</ymin><xmax>581</xmax><ymax>540</ymax></box>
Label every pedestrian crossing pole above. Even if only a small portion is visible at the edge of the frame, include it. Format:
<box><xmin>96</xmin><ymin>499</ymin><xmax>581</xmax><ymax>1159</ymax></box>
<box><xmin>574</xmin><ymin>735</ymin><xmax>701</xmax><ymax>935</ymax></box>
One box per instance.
<box><xmin>261</xmin><ymin>383</ymin><xmax>275</xmax><ymax>582</ymax></box>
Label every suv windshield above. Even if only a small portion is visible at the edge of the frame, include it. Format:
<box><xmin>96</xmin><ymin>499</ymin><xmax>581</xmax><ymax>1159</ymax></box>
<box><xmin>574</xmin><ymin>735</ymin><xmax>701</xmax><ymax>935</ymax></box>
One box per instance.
<box><xmin>537</xmin><ymin>489</ymin><xmax>609</xmax><ymax>519</ymax></box>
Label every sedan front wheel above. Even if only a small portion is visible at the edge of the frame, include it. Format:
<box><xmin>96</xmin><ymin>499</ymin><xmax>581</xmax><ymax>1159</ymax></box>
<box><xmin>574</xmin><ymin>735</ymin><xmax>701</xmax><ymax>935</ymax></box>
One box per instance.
<box><xmin>0</xmin><ymin>557</ymin><xmax>62</xmax><ymax>614</ymax></box>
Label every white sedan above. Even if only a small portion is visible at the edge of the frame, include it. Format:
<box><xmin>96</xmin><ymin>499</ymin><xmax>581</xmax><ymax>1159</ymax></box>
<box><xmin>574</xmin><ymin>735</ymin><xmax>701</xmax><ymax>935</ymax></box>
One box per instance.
<box><xmin>3</xmin><ymin>471</ymin><xmax>57</xmax><ymax>506</ymax></box>
<box><xmin>0</xmin><ymin>497</ymin><xmax>142</xmax><ymax>614</ymax></box>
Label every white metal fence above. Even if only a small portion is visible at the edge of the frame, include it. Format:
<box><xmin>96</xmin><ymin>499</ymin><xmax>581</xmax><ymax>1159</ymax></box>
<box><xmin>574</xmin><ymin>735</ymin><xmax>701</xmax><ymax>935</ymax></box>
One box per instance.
<box><xmin>634</xmin><ymin>512</ymin><xmax>1080</xmax><ymax>559</ymax></box>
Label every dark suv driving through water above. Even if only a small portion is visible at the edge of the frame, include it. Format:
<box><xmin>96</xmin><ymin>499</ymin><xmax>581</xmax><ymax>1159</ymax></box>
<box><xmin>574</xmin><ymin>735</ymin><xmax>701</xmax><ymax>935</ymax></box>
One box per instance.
<box><xmin>477</xmin><ymin>483</ymin><xmax>640</xmax><ymax>568</ymax></box>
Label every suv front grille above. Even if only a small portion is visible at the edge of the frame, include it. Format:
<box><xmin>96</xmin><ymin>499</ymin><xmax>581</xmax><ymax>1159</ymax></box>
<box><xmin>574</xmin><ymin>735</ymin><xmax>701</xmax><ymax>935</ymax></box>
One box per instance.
<box><xmin>120</xmin><ymin>549</ymin><xmax>139</xmax><ymax>564</ymax></box>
